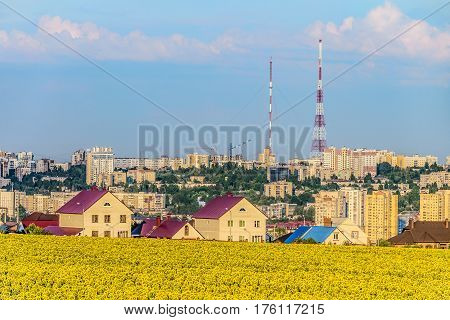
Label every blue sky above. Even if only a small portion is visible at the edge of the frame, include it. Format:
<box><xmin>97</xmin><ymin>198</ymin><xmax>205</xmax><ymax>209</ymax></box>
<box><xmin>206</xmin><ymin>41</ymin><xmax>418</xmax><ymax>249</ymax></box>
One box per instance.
<box><xmin>0</xmin><ymin>1</ymin><xmax>449</xmax><ymax>162</ymax></box>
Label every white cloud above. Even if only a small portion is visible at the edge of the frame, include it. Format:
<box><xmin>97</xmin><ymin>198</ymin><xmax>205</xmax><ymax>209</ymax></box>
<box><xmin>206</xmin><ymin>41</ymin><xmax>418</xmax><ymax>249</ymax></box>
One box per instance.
<box><xmin>0</xmin><ymin>15</ymin><xmax>243</xmax><ymax>62</ymax></box>
<box><xmin>306</xmin><ymin>2</ymin><xmax>450</xmax><ymax>62</ymax></box>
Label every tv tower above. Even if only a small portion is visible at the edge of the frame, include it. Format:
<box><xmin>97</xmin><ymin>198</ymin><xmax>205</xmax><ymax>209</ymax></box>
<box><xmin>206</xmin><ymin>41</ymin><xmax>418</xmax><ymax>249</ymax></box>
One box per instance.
<box><xmin>311</xmin><ymin>39</ymin><xmax>327</xmax><ymax>158</ymax></box>
<box><xmin>268</xmin><ymin>57</ymin><xmax>273</xmax><ymax>151</ymax></box>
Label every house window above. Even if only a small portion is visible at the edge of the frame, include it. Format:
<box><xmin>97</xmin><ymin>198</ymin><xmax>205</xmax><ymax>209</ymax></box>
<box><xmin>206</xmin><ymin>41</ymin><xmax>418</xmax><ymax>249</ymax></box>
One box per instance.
<box><xmin>239</xmin><ymin>220</ymin><xmax>245</xmax><ymax>228</ymax></box>
<box><xmin>351</xmin><ymin>231</ymin><xmax>359</xmax><ymax>239</ymax></box>
<box><xmin>117</xmin><ymin>231</ymin><xmax>128</xmax><ymax>238</ymax></box>
<box><xmin>333</xmin><ymin>233</ymin><xmax>339</xmax><ymax>240</ymax></box>
<box><xmin>92</xmin><ymin>215</ymin><xmax>98</xmax><ymax>223</ymax></box>
<box><xmin>104</xmin><ymin>231</ymin><xmax>111</xmax><ymax>238</ymax></box>
<box><xmin>184</xmin><ymin>225</ymin><xmax>189</xmax><ymax>236</ymax></box>
<box><xmin>227</xmin><ymin>235</ymin><xmax>233</xmax><ymax>241</ymax></box>
<box><xmin>239</xmin><ymin>236</ymin><xmax>245</xmax><ymax>242</ymax></box>
<box><xmin>104</xmin><ymin>215</ymin><xmax>111</xmax><ymax>223</ymax></box>
<box><xmin>120</xmin><ymin>215</ymin><xmax>126</xmax><ymax>223</ymax></box>
<box><xmin>92</xmin><ymin>231</ymin><xmax>98</xmax><ymax>237</ymax></box>
<box><xmin>227</xmin><ymin>220</ymin><xmax>233</xmax><ymax>227</ymax></box>
<box><xmin>104</xmin><ymin>202</ymin><xmax>111</xmax><ymax>207</ymax></box>
<box><xmin>254</xmin><ymin>220</ymin><xmax>260</xmax><ymax>228</ymax></box>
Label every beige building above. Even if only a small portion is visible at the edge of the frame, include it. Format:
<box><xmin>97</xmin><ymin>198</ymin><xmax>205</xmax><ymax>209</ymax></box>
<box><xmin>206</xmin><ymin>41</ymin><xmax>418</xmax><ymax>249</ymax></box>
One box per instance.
<box><xmin>0</xmin><ymin>190</ymin><xmax>25</xmax><ymax>219</ymax></box>
<box><xmin>420</xmin><ymin>190</ymin><xmax>450</xmax><ymax>221</ymax></box>
<box><xmin>185</xmin><ymin>153</ymin><xmax>210</xmax><ymax>169</ymax></box>
<box><xmin>113</xmin><ymin>192</ymin><xmax>166</xmax><ymax>214</ymax></box>
<box><xmin>57</xmin><ymin>189</ymin><xmax>132</xmax><ymax>238</ymax></box>
<box><xmin>323</xmin><ymin>147</ymin><xmax>376</xmax><ymax>178</ymax></box>
<box><xmin>314</xmin><ymin>191</ymin><xmax>343</xmax><ymax>226</ymax></box>
<box><xmin>264</xmin><ymin>181</ymin><xmax>293</xmax><ymax>198</ymax></box>
<box><xmin>391</xmin><ymin>154</ymin><xmax>438</xmax><ymax>169</ymax></box>
<box><xmin>258</xmin><ymin>147</ymin><xmax>276</xmax><ymax>168</ymax></box>
<box><xmin>258</xmin><ymin>202</ymin><xmax>297</xmax><ymax>219</ymax></box>
<box><xmin>127</xmin><ymin>169</ymin><xmax>156</xmax><ymax>184</ymax></box>
<box><xmin>326</xmin><ymin>217</ymin><xmax>369</xmax><ymax>245</ymax></box>
<box><xmin>193</xmin><ymin>194</ymin><xmax>267</xmax><ymax>242</ymax></box>
<box><xmin>86</xmin><ymin>147</ymin><xmax>114</xmax><ymax>185</ymax></box>
<box><xmin>420</xmin><ymin>171</ymin><xmax>450</xmax><ymax>189</ymax></box>
<box><xmin>364</xmin><ymin>190</ymin><xmax>398</xmax><ymax>244</ymax></box>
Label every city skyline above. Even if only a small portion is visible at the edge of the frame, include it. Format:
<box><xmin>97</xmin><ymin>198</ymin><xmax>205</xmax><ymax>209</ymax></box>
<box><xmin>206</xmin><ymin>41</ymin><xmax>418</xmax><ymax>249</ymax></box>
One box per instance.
<box><xmin>0</xmin><ymin>1</ymin><xmax>449</xmax><ymax>161</ymax></box>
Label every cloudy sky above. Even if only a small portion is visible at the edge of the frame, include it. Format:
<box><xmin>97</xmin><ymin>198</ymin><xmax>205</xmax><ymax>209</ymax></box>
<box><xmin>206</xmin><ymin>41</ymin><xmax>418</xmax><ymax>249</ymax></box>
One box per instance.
<box><xmin>0</xmin><ymin>0</ymin><xmax>449</xmax><ymax>161</ymax></box>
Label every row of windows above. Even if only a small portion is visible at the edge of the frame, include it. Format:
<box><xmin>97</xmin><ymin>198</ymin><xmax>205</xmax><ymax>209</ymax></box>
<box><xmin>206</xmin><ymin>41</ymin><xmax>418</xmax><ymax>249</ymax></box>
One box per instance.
<box><xmin>91</xmin><ymin>215</ymin><xmax>127</xmax><ymax>223</ymax></box>
<box><xmin>92</xmin><ymin>230</ymin><xmax>129</xmax><ymax>237</ymax></box>
<box><xmin>227</xmin><ymin>220</ymin><xmax>261</xmax><ymax>228</ymax></box>
<box><xmin>227</xmin><ymin>235</ymin><xmax>264</xmax><ymax>242</ymax></box>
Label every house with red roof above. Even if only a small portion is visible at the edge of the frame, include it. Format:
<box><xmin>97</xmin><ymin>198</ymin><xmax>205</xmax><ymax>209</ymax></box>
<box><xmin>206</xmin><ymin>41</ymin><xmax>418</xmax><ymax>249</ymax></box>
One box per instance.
<box><xmin>47</xmin><ymin>187</ymin><xmax>133</xmax><ymax>237</ymax></box>
<box><xmin>22</xmin><ymin>212</ymin><xmax>59</xmax><ymax>228</ymax></box>
<box><xmin>132</xmin><ymin>216</ymin><xmax>204</xmax><ymax>240</ymax></box>
<box><xmin>192</xmin><ymin>193</ymin><xmax>267</xmax><ymax>242</ymax></box>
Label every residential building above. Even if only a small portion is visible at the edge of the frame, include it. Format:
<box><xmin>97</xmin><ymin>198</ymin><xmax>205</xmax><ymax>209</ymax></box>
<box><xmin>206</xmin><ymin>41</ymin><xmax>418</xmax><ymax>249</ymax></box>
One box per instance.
<box><xmin>267</xmin><ymin>166</ymin><xmax>290</xmax><ymax>182</ymax></box>
<box><xmin>340</xmin><ymin>187</ymin><xmax>366</xmax><ymax>227</ymax></box>
<box><xmin>391</xmin><ymin>154</ymin><xmax>438</xmax><ymax>169</ymax></box>
<box><xmin>284</xmin><ymin>226</ymin><xmax>348</xmax><ymax>245</ymax></box>
<box><xmin>324</xmin><ymin>217</ymin><xmax>369</xmax><ymax>245</ymax></box>
<box><xmin>420</xmin><ymin>171</ymin><xmax>450</xmax><ymax>189</ymax></box>
<box><xmin>258</xmin><ymin>147</ymin><xmax>276</xmax><ymax>168</ymax></box>
<box><xmin>364</xmin><ymin>190</ymin><xmax>398</xmax><ymax>244</ymax></box>
<box><xmin>192</xmin><ymin>194</ymin><xmax>267</xmax><ymax>242</ymax></box>
<box><xmin>36</xmin><ymin>159</ymin><xmax>54</xmax><ymax>173</ymax></box>
<box><xmin>388</xmin><ymin>220</ymin><xmax>450</xmax><ymax>248</ymax></box>
<box><xmin>86</xmin><ymin>147</ymin><xmax>114</xmax><ymax>185</ymax></box>
<box><xmin>22</xmin><ymin>212</ymin><xmax>59</xmax><ymax>228</ymax></box>
<box><xmin>133</xmin><ymin>216</ymin><xmax>203</xmax><ymax>240</ymax></box>
<box><xmin>264</xmin><ymin>181</ymin><xmax>293</xmax><ymax>198</ymax></box>
<box><xmin>71</xmin><ymin>150</ymin><xmax>87</xmax><ymax>166</ymax></box>
<box><xmin>258</xmin><ymin>202</ymin><xmax>297</xmax><ymax>219</ymax></box>
<box><xmin>314</xmin><ymin>191</ymin><xmax>343</xmax><ymax>226</ymax></box>
<box><xmin>54</xmin><ymin>188</ymin><xmax>132</xmax><ymax>237</ymax></box>
<box><xmin>420</xmin><ymin>190</ymin><xmax>450</xmax><ymax>221</ymax></box>
<box><xmin>53</xmin><ymin>162</ymin><xmax>71</xmax><ymax>171</ymax></box>
<box><xmin>113</xmin><ymin>192</ymin><xmax>166</xmax><ymax>214</ymax></box>
<box><xmin>0</xmin><ymin>189</ymin><xmax>26</xmax><ymax>219</ymax></box>
<box><xmin>185</xmin><ymin>153</ymin><xmax>210</xmax><ymax>169</ymax></box>
<box><xmin>127</xmin><ymin>169</ymin><xmax>156</xmax><ymax>184</ymax></box>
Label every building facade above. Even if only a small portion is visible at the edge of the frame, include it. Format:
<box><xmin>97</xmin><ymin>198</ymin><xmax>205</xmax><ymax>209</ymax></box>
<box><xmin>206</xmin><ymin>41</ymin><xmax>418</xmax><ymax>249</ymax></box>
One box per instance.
<box><xmin>364</xmin><ymin>190</ymin><xmax>398</xmax><ymax>244</ymax></box>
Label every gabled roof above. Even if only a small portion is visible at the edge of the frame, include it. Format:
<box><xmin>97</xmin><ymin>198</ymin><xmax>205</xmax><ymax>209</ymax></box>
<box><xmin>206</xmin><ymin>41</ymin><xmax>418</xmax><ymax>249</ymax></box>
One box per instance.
<box><xmin>56</xmin><ymin>189</ymin><xmax>107</xmax><ymax>214</ymax></box>
<box><xmin>192</xmin><ymin>194</ymin><xmax>244</xmax><ymax>219</ymax></box>
<box><xmin>284</xmin><ymin>226</ymin><xmax>337</xmax><ymax>244</ymax></box>
<box><xmin>303</xmin><ymin>226</ymin><xmax>336</xmax><ymax>243</ymax></box>
<box><xmin>44</xmin><ymin>226</ymin><xmax>83</xmax><ymax>236</ymax></box>
<box><xmin>136</xmin><ymin>217</ymin><xmax>189</xmax><ymax>239</ymax></box>
<box><xmin>389</xmin><ymin>220</ymin><xmax>450</xmax><ymax>244</ymax></box>
<box><xmin>284</xmin><ymin>226</ymin><xmax>311</xmax><ymax>244</ymax></box>
<box><xmin>22</xmin><ymin>212</ymin><xmax>58</xmax><ymax>222</ymax></box>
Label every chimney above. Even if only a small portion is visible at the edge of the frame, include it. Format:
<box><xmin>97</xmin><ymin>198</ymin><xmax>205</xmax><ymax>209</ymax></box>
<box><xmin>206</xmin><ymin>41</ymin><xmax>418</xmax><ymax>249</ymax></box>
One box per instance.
<box><xmin>408</xmin><ymin>218</ymin><xmax>414</xmax><ymax>230</ymax></box>
<box><xmin>156</xmin><ymin>216</ymin><xmax>161</xmax><ymax>227</ymax></box>
<box><xmin>445</xmin><ymin>219</ymin><xmax>449</xmax><ymax>229</ymax></box>
<box><xmin>166</xmin><ymin>213</ymin><xmax>171</xmax><ymax>221</ymax></box>
<box><xmin>323</xmin><ymin>217</ymin><xmax>332</xmax><ymax>227</ymax></box>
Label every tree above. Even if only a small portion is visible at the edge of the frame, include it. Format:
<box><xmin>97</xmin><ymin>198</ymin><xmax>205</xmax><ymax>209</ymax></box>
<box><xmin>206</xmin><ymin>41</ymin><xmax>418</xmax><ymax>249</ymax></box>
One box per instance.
<box><xmin>25</xmin><ymin>224</ymin><xmax>48</xmax><ymax>235</ymax></box>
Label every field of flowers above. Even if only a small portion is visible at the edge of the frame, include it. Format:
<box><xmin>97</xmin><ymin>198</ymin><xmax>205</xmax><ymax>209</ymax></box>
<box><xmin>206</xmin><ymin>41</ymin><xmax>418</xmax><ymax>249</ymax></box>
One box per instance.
<box><xmin>0</xmin><ymin>235</ymin><xmax>448</xmax><ymax>300</ymax></box>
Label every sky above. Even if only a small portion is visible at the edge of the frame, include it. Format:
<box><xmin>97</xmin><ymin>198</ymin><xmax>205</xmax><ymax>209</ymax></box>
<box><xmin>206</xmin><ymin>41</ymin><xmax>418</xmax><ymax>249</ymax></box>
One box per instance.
<box><xmin>0</xmin><ymin>0</ymin><xmax>449</xmax><ymax>162</ymax></box>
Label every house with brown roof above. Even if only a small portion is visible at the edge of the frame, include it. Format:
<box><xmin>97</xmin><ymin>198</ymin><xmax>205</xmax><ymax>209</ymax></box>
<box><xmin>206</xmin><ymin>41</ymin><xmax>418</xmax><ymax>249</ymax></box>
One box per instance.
<box><xmin>22</xmin><ymin>212</ymin><xmax>58</xmax><ymax>229</ymax></box>
<box><xmin>192</xmin><ymin>193</ymin><xmax>267</xmax><ymax>242</ymax></box>
<box><xmin>388</xmin><ymin>219</ymin><xmax>450</xmax><ymax>248</ymax></box>
<box><xmin>132</xmin><ymin>216</ymin><xmax>203</xmax><ymax>240</ymax></box>
<box><xmin>46</xmin><ymin>187</ymin><xmax>133</xmax><ymax>237</ymax></box>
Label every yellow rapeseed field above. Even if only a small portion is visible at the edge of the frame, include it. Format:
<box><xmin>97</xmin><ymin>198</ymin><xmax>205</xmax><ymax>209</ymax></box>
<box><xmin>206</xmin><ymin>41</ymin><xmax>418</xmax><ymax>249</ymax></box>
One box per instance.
<box><xmin>0</xmin><ymin>235</ymin><xmax>448</xmax><ymax>300</ymax></box>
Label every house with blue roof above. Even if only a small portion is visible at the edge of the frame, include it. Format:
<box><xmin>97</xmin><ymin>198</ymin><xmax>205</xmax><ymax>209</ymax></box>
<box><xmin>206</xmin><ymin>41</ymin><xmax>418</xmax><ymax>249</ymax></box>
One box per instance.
<box><xmin>284</xmin><ymin>217</ymin><xmax>368</xmax><ymax>245</ymax></box>
<box><xmin>284</xmin><ymin>226</ymin><xmax>347</xmax><ymax>245</ymax></box>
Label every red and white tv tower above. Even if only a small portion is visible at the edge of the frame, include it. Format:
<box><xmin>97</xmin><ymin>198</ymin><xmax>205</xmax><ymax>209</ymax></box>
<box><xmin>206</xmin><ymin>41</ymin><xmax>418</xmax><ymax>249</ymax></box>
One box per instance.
<box><xmin>268</xmin><ymin>57</ymin><xmax>273</xmax><ymax>151</ymax></box>
<box><xmin>311</xmin><ymin>39</ymin><xmax>327</xmax><ymax>158</ymax></box>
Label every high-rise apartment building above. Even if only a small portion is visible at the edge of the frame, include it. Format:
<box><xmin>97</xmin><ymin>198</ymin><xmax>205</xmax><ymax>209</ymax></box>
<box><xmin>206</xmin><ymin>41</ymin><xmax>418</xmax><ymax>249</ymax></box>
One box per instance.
<box><xmin>264</xmin><ymin>181</ymin><xmax>293</xmax><ymax>198</ymax></box>
<box><xmin>364</xmin><ymin>191</ymin><xmax>398</xmax><ymax>244</ymax></box>
<box><xmin>86</xmin><ymin>147</ymin><xmax>114</xmax><ymax>185</ymax></box>
<box><xmin>420</xmin><ymin>190</ymin><xmax>450</xmax><ymax>221</ymax></box>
